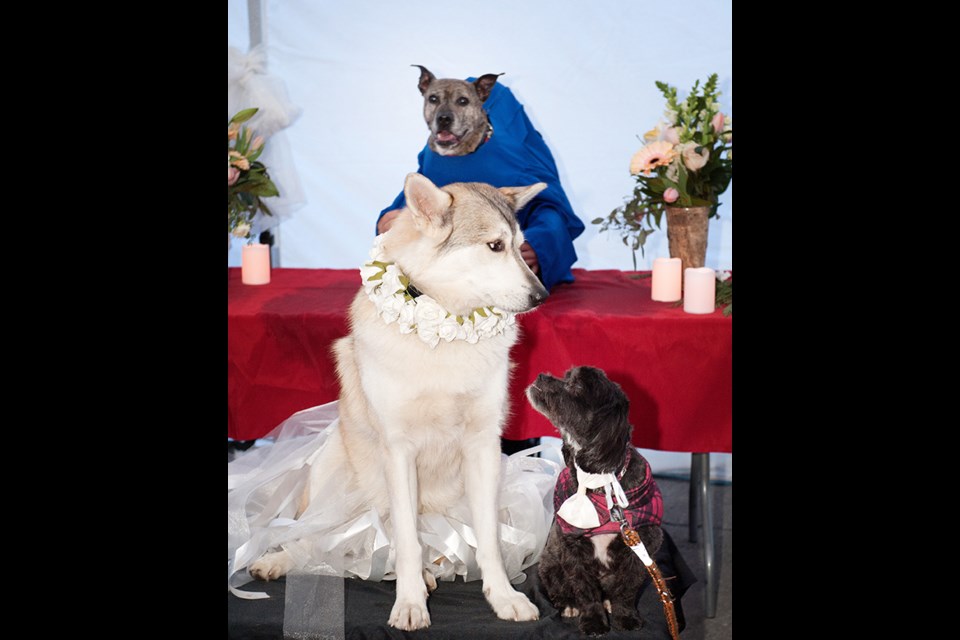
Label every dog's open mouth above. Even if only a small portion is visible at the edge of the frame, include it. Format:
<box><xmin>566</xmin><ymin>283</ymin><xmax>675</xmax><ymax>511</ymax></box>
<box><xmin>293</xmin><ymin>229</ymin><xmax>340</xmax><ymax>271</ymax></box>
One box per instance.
<box><xmin>435</xmin><ymin>130</ymin><xmax>461</xmax><ymax>146</ymax></box>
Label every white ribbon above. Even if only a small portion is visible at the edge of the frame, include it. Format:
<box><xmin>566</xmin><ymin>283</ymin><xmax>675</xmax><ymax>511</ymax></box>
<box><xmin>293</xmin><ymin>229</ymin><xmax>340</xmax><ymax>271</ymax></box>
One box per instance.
<box><xmin>556</xmin><ymin>463</ymin><xmax>629</xmax><ymax>529</ymax></box>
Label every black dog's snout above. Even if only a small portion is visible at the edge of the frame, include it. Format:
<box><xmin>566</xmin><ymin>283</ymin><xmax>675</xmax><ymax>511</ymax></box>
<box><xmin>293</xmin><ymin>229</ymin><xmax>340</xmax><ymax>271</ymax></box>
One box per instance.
<box><xmin>436</xmin><ymin>112</ymin><xmax>453</xmax><ymax>129</ymax></box>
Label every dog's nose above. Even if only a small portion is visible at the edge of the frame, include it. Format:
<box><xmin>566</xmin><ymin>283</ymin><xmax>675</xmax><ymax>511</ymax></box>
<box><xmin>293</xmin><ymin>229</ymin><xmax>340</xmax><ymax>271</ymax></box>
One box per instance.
<box><xmin>436</xmin><ymin>112</ymin><xmax>453</xmax><ymax>129</ymax></box>
<box><xmin>528</xmin><ymin>285</ymin><xmax>549</xmax><ymax>308</ymax></box>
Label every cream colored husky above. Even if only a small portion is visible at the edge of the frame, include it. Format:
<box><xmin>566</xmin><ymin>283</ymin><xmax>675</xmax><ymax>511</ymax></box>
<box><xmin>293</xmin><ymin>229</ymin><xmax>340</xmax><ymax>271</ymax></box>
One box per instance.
<box><xmin>249</xmin><ymin>173</ymin><xmax>549</xmax><ymax>630</ymax></box>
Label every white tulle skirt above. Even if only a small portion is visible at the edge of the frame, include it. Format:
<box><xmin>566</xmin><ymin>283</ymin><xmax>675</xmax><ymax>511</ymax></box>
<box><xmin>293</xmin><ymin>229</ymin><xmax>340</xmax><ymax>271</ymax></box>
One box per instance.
<box><xmin>228</xmin><ymin>401</ymin><xmax>562</xmax><ymax>599</ymax></box>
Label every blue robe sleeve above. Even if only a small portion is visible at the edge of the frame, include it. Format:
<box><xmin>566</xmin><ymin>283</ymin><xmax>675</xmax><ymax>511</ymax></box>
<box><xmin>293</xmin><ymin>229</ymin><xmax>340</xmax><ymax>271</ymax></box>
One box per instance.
<box><xmin>520</xmin><ymin>203</ymin><xmax>581</xmax><ymax>291</ymax></box>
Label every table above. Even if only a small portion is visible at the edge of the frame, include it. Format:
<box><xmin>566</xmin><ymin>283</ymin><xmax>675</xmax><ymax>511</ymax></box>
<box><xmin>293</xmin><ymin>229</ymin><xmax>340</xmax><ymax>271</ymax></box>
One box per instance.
<box><xmin>228</xmin><ymin>268</ymin><xmax>731</xmax><ymax>452</ymax></box>
<box><xmin>227</xmin><ymin>267</ymin><xmax>732</xmax><ymax>617</ymax></box>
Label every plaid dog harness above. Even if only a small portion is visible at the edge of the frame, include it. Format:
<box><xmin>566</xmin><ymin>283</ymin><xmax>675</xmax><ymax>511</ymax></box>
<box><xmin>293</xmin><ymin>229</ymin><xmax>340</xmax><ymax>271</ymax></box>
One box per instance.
<box><xmin>553</xmin><ymin>448</ymin><xmax>664</xmax><ymax>538</ymax></box>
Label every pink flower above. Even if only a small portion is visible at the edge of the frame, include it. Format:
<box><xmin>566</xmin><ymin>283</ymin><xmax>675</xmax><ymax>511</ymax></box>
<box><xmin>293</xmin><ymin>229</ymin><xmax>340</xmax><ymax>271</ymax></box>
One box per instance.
<box><xmin>712</xmin><ymin>112</ymin><xmax>725</xmax><ymax>133</ymax></box>
<box><xmin>663</xmin><ymin>188</ymin><xmax>679</xmax><ymax>203</ymax></box>
<box><xmin>664</xmin><ymin>126</ymin><xmax>680</xmax><ymax>145</ymax></box>
<box><xmin>630</xmin><ymin>141</ymin><xmax>677</xmax><ymax>176</ymax></box>
<box><xmin>251</xmin><ymin>136</ymin><xmax>264</xmax><ymax>150</ymax></box>
<box><xmin>228</xmin><ymin>166</ymin><xmax>240</xmax><ymax>186</ymax></box>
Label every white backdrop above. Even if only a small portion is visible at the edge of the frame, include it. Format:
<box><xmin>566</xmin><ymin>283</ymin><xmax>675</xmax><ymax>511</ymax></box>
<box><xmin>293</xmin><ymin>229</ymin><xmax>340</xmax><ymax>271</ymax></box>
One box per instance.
<box><xmin>227</xmin><ymin>0</ymin><xmax>732</xmax><ymax>478</ymax></box>
<box><xmin>227</xmin><ymin>0</ymin><xmax>732</xmax><ymax>274</ymax></box>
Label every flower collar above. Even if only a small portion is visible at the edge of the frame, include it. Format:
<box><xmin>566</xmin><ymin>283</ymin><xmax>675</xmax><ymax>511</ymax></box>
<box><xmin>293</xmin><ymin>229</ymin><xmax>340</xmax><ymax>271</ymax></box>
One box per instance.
<box><xmin>359</xmin><ymin>236</ymin><xmax>515</xmax><ymax>348</ymax></box>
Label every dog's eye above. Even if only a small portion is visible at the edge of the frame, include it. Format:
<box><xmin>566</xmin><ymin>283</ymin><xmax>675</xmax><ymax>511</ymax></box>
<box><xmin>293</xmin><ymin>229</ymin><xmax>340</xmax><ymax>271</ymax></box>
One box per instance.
<box><xmin>457</xmin><ymin>97</ymin><xmax>469</xmax><ymax>106</ymax></box>
<box><xmin>487</xmin><ymin>240</ymin><xmax>504</xmax><ymax>252</ymax></box>
<box><xmin>428</xmin><ymin>95</ymin><xmax>439</xmax><ymax>104</ymax></box>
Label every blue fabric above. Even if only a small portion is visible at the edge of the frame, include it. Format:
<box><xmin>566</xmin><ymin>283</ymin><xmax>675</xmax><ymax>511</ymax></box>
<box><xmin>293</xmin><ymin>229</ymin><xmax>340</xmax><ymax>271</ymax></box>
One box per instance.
<box><xmin>378</xmin><ymin>82</ymin><xmax>585</xmax><ymax>291</ymax></box>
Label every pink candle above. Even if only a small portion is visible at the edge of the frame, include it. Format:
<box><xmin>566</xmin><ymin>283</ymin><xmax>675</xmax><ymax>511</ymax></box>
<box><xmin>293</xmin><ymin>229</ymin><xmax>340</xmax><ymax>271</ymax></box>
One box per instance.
<box><xmin>241</xmin><ymin>243</ymin><xmax>271</xmax><ymax>285</ymax></box>
<box><xmin>651</xmin><ymin>257</ymin><xmax>682</xmax><ymax>302</ymax></box>
<box><xmin>683</xmin><ymin>267</ymin><xmax>716</xmax><ymax>314</ymax></box>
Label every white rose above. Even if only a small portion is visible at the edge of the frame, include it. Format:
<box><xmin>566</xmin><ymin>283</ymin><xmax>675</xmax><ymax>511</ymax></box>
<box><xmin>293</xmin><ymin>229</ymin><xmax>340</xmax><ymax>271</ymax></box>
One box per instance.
<box><xmin>360</xmin><ymin>263</ymin><xmax>385</xmax><ymax>293</ymax></box>
<box><xmin>458</xmin><ymin>319</ymin><xmax>479</xmax><ymax>343</ymax></box>
<box><xmin>379</xmin><ymin>293</ymin><xmax>405</xmax><ymax>324</ymax></box>
<box><xmin>414</xmin><ymin>296</ymin><xmax>446</xmax><ymax>347</ymax></box>
<box><xmin>717</xmin><ymin>271</ymin><xmax>731</xmax><ymax>282</ymax></box>
<box><xmin>369</xmin><ymin>234</ymin><xmax>387</xmax><ymax>261</ymax></box>
<box><xmin>474</xmin><ymin>309</ymin><xmax>502</xmax><ymax>338</ymax></box>
<box><xmin>381</xmin><ymin>264</ymin><xmax>405</xmax><ymax>295</ymax></box>
<box><xmin>493</xmin><ymin>308</ymin><xmax>517</xmax><ymax>330</ymax></box>
<box><xmin>417</xmin><ymin>324</ymin><xmax>441</xmax><ymax>348</ymax></box>
<box><xmin>397</xmin><ymin>300</ymin><xmax>416</xmax><ymax>333</ymax></box>
<box><xmin>678</xmin><ymin>142</ymin><xmax>710</xmax><ymax>171</ymax></box>
<box><xmin>437</xmin><ymin>315</ymin><xmax>460</xmax><ymax>342</ymax></box>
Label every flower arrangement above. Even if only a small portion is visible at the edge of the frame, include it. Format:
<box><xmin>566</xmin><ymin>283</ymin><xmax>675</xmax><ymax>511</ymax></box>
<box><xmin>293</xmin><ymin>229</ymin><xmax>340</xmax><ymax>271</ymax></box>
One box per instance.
<box><xmin>593</xmin><ymin>74</ymin><xmax>733</xmax><ymax>269</ymax></box>
<box><xmin>228</xmin><ymin>108</ymin><xmax>279</xmax><ymax>241</ymax></box>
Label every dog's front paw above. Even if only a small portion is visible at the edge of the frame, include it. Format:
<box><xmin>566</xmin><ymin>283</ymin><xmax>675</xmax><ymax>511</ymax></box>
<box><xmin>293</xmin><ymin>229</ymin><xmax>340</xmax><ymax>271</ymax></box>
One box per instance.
<box><xmin>388</xmin><ymin>599</ymin><xmax>431</xmax><ymax>630</ymax></box>
<box><xmin>487</xmin><ymin>588</ymin><xmax>540</xmax><ymax>621</ymax></box>
<box><xmin>249</xmin><ymin>550</ymin><xmax>295</xmax><ymax>581</ymax></box>
<box><xmin>613</xmin><ymin>611</ymin><xmax>643</xmax><ymax>631</ymax></box>
<box><xmin>579</xmin><ymin>611</ymin><xmax>610</xmax><ymax>636</ymax></box>
<box><xmin>561</xmin><ymin>605</ymin><xmax>580</xmax><ymax>617</ymax></box>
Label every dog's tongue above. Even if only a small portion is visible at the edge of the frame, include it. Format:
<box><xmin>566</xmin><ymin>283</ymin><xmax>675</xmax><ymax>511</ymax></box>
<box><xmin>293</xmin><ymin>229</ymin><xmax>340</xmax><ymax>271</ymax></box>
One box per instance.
<box><xmin>436</xmin><ymin>131</ymin><xmax>459</xmax><ymax>144</ymax></box>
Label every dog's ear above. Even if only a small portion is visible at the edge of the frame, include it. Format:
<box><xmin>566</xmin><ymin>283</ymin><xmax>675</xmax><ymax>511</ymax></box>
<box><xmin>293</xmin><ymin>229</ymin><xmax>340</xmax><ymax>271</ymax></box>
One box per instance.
<box><xmin>473</xmin><ymin>73</ymin><xmax>503</xmax><ymax>103</ymax></box>
<box><xmin>404</xmin><ymin>173</ymin><xmax>452</xmax><ymax>234</ymax></box>
<box><xmin>413</xmin><ymin>65</ymin><xmax>436</xmax><ymax>95</ymax></box>
<box><xmin>498</xmin><ymin>182</ymin><xmax>547</xmax><ymax>212</ymax></box>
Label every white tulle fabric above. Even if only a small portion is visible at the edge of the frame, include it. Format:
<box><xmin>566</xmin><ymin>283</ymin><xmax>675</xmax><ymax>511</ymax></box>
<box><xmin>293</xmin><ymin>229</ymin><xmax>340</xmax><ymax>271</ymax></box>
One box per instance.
<box><xmin>228</xmin><ymin>401</ymin><xmax>561</xmax><ymax>599</ymax></box>
<box><xmin>227</xmin><ymin>44</ymin><xmax>306</xmax><ymax>234</ymax></box>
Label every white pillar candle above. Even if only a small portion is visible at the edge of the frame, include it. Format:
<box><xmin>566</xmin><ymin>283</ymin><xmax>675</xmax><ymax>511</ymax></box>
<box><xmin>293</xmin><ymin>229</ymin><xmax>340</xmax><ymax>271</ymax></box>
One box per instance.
<box><xmin>241</xmin><ymin>243</ymin><xmax>271</xmax><ymax>285</ymax></box>
<box><xmin>651</xmin><ymin>257</ymin><xmax>682</xmax><ymax>302</ymax></box>
<box><xmin>683</xmin><ymin>267</ymin><xmax>716</xmax><ymax>314</ymax></box>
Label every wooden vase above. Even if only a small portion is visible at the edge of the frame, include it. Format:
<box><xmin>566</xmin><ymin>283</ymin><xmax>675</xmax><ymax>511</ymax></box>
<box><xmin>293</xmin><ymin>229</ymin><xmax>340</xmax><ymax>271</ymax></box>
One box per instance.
<box><xmin>664</xmin><ymin>205</ymin><xmax>710</xmax><ymax>274</ymax></box>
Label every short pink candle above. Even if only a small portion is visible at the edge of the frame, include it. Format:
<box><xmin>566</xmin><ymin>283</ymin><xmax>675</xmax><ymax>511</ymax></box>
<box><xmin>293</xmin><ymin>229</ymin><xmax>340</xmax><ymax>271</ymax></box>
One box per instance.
<box><xmin>241</xmin><ymin>243</ymin><xmax>271</xmax><ymax>285</ymax></box>
<box><xmin>683</xmin><ymin>267</ymin><xmax>716</xmax><ymax>314</ymax></box>
<box><xmin>651</xmin><ymin>257</ymin><xmax>682</xmax><ymax>302</ymax></box>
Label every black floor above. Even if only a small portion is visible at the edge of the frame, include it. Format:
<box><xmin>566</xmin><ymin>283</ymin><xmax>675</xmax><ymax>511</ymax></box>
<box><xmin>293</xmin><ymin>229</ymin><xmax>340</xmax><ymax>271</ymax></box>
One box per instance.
<box><xmin>228</xmin><ymin>441</ymin><xmax>732</xmax><ymax>638</ymax></box>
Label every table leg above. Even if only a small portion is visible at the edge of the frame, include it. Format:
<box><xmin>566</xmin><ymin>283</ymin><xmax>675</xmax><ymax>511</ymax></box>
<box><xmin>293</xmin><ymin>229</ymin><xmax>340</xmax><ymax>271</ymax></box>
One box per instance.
<box><xmin>689</xmin><ymin>453</ymin><xmax>702</xmax><ymax>543</ymax></box>
<box><xmin>692</xmin><ymin>452</ymin><xmax>717</xmax><ymax>618</ymax></box>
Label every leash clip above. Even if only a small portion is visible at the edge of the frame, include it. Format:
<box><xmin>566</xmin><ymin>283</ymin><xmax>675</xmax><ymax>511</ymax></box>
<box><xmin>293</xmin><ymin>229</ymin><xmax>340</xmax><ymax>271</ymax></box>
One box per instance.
<box><xmin>609</xmin><ymin>504</ymin><xmax>625</xmax><ymax>523</ymax></box>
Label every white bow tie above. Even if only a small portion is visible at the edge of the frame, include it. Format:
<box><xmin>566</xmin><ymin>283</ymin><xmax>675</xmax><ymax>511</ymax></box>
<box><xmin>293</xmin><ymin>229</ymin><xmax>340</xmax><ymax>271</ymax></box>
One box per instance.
<box><xmin>556</xmin><ymin>463</ymin><xmax>629</xmax><ymax>528</ymax></box>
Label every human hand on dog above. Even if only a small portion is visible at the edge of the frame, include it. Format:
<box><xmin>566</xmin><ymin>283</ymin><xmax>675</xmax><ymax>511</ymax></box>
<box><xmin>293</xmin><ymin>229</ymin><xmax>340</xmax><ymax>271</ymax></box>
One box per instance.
<box><xmin>520</xmin><ymin>241</ymin><xmax>540</xmax><ymax>275</ymax></box>
<box><xmin>377</xmin><ymin>209</ymin><xmax>404</xmax><ymax>234</ymax></box>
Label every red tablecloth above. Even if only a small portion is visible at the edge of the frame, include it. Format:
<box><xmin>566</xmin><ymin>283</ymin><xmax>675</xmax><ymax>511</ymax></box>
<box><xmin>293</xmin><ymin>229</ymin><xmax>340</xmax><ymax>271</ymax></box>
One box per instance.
<box><xmin>228</xmin><ymin>268</ymin><xmax>731</xmax><ymax>453</ymax></box>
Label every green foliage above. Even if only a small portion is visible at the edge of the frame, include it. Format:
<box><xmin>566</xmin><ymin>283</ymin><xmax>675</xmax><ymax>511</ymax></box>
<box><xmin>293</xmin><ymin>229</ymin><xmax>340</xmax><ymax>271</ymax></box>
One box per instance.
<box><xmin>715</xmin><ymin>275</ymin><xmax>732</xmax><ymax>316</ymax></box>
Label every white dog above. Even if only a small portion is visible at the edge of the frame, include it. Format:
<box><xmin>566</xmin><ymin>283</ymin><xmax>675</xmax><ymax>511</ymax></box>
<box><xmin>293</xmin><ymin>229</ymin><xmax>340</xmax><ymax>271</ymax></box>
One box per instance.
<box><xmin>248</xmin><ymin>173</ymin><xmax>549</xmax><ymax>630</ymax></box>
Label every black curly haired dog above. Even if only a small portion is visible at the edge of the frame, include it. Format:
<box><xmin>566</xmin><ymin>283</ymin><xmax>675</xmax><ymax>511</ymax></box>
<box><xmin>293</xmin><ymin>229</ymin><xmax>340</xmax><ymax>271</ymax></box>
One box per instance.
<box><xmin>526</xmin><ymin>366</ymin><xmax>665</xmax><ymax>635</ymax></box>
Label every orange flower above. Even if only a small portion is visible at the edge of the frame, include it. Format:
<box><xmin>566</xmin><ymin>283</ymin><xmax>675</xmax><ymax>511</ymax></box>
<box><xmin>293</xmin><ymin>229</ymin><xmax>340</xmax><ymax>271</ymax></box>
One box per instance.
<box><xmin>229</xmin><ymin>150</ymin><xmax>250</xmax><ymax>171</ymax></box>
<box><xmin>629</xmin><ymin>141</ymin><xmax>677</xmax><ymax>176</ymax></box>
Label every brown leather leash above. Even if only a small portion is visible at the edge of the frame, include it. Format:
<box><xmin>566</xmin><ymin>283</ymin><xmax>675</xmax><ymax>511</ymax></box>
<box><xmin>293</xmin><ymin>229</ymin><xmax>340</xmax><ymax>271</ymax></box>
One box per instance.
<box><xmin>611</xmin><ymin>505</ymin><xmax>681</xmax><ymax>640</ymax></box>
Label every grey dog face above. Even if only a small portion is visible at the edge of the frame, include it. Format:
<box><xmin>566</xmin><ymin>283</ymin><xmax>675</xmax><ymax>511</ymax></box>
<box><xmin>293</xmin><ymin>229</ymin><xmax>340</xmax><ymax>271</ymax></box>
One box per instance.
<box><xmin>414</xmin><ymin>65</ymin><xmax>502</xmax><ymax>157</ymax></box>
<box><xmin>526</xmin><ymin>366</ymin><xmax>633</xmax><ymax>474</ymax></box>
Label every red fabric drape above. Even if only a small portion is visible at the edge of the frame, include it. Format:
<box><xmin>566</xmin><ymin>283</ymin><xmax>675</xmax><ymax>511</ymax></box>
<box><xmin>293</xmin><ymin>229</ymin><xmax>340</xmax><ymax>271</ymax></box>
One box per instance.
<box><xmin>228</xmin><ymin>268</ymin><xmax>731</xmax><ymax>453</ymax></box>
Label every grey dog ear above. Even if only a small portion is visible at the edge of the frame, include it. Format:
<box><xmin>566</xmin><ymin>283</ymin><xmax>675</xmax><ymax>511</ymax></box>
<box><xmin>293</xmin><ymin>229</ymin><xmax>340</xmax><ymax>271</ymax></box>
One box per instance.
<box><xmin>473</xmin><ymin>73</ymin><xmax>503</xmax><ymax>103</ymax></box>
<box><xmin>498</xmin><ymin>182</ymin><xmax>547</xmax><ymax>213</ymax></box>
<box><xmin>413</xmin><ymin>65</ymin><xmax>436</xmax><ymax>95</ymax></box>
